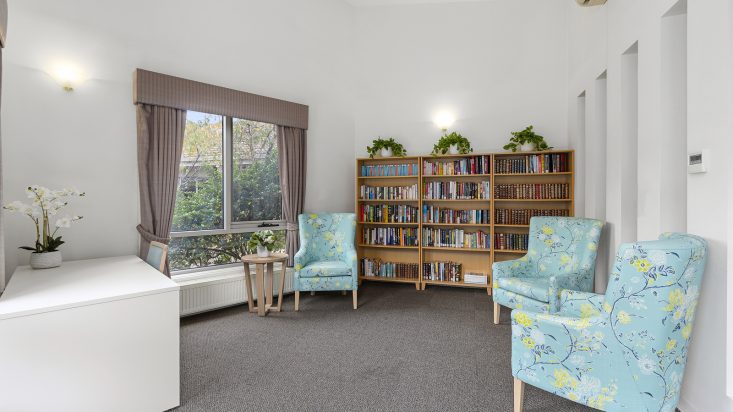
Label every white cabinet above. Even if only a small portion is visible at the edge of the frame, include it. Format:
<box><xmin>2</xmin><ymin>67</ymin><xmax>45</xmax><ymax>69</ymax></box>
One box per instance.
<box><xmin>0</xmin><ymin>256</ymin><xmax>180</xmax><ymax>412</ymax></box>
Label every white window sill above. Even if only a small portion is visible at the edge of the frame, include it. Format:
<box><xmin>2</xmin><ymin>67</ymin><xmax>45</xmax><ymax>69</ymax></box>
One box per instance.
<box><xmin>172</xmin><ymin>263</ymin><xmax>291</xmax><ymax>289</ymax></box>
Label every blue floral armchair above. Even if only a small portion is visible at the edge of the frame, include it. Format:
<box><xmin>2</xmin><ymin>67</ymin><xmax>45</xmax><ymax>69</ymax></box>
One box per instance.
<box><xmin>293</xmin><ymin>213</ymin><xmax>358</xmax><ymax>311</ymax></box>
<box><xmin>492</xmin><ymin>217</ymin><xmax>604</xmax><ymax>323</ymax></box>
<box><xmin>510</xmin><ymin>233</ymin><xmax>707</xmax><ymax>411</ymax></box>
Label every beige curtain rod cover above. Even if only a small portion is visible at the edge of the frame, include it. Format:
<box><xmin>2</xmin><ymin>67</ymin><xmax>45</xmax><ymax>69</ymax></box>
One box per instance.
<box><xmin>133</xmin><ymin>68</ymin><xmax>308</xmax><ymax>130</ymax></box>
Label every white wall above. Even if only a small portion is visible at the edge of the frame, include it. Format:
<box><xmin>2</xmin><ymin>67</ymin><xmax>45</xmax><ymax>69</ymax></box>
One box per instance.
<box><xmin>567</xmin><ymin>0</ymin><xmax>733</xmax><ymax>410</ymax></box>
<box><xmin>353</xmin><ymin>0</ymin><xmax>569</xmax><ymax>156</ymax></box>
<box><xmin>2</xmin><ymin>0</ymin><xmax>355</xmax><ymax>276</ymax></box>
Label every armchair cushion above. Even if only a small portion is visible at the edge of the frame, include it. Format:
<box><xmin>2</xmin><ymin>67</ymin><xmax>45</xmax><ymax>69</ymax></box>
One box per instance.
<box><xmin>298</xmin><ymin>260</ymin><xmax>352</xmax><ymax>278</ymax></box>
<box><xmin>496</xmin><ymin>277</ymin><xmax>550</xmax><ymax>302</ymax></box>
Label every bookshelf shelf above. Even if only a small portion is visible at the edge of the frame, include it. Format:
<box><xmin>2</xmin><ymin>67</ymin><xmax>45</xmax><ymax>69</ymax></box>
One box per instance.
<box><xmin>422</xmin><ymin>246</ymin><xmax>490</xmax><ymax>253</ymax></box>
<box><xmin>355</xmin><ymin>150</ymin><xmax>573</xmax><ymax>294</ymax></box>
<box><xmin>358</xmin><ymin>244</ymin><xmax>419</xmax><ymax>249</ymax></box>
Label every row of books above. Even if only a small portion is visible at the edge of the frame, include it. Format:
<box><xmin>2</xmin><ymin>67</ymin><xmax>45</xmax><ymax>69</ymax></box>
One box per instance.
<box><xmin>495</xmin><ymin>153</ymin><xmax>570</xmax><ymax>174</ymax></box>
<box><xmin>423</xmin><ymin>155</ymin><xmax>491</xmax><ymax>176</ymax></box>
<box><xmin>495</xmin><ymin>208</ymin><xmax>570</xmax><ymax>225</ymax></box>
<box><xmin>494</xmin><ymin>233</ymin><xmax>529</xmax><ymax>251</ymax></box>
<box><xmin>360</xmin><ymin>258</ymin><xmax>419</xmax><ymax>279</ymax></box>
<box><xmin>422</xmin><ymin>228</ymin><xmax>490</xmax><ymax>249</ymax></box>
<box><xmin>422</xmin><ymin>206</ymin><xmax>490</xmax><ymax>225</ymax></box>
<box><xmin>359</xmin><ymin>204</ymin><xmax>419</xmax><ymax>223</ymax></box>
<box><xmin>361</xmin><ymin>227</ymin><xmax>419</xmax><ymax>246</ymax></box>
<box><xmin>423</xmin><ymin>181</ymin><xmax>491</xmax><ymax>200</ymax></box>
<box><xmin>494</xmin><ymin>183</ymin><xmax>570</xmax><ymax>199</ymax></box>
<box><xmin>360</xmin><ymin>163</ymin><xmax>419</xmax><ymax>177</ymax></box>
<box><xmin>423</xmin><ymin>261</ymin><xmax>462</xmax><ymax>282</ymax></box>
<box><xmin>359</xmin><ymin>184</ymin><xmax>419</xmax><ymax>200</ymax></box>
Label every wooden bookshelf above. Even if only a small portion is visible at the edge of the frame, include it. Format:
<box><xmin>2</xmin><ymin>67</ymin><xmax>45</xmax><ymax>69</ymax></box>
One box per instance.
<box><xmin>355</xmin><ymin>150</ymin><xmax>574</xmax><ymax>294</ymax></box>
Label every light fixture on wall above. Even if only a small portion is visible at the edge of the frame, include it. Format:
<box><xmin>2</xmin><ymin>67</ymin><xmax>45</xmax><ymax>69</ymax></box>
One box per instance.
<box><xmin>47</xmin><ymin>63</ymin><xmax>85</xmax><ymax>92</ymax></box>
<box><xmin>433</xmin><ymin>111</ymin><xmax>456</xmax><ymax>132</ymax></box>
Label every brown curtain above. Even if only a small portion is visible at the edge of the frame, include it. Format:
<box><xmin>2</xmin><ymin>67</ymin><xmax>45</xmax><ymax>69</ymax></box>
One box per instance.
<box><xmin>277</xmin><ymin>126</ymin><xmax>306</xmax><ymax>267</ymax></box>
<box><xmin>136</xmin><ymin>104</ymin><xmax>186</xmax><ymax>276</ymax></box>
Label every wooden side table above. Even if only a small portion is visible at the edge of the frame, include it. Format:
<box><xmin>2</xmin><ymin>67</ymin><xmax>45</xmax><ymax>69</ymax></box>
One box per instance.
<box><xmin>241</xmin><ymin>253</ymin><xmax>289</xmax><ymax>316</ymax></box>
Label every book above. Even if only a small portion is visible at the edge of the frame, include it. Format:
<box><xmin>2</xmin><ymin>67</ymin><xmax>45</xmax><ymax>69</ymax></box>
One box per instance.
<box><xmin>464</xmin><ymin>272</ymin><xmax>488</xmax><ymax>285</ymax></box>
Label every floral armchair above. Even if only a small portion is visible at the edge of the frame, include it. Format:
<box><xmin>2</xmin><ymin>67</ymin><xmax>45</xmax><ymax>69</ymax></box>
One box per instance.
<box><xmin>510</xmin><ymin>233</ymin><xmax>707</xmax><ymax>411</ymax></box>
<box><xmin>293</xmin><ymin>213</ymin><xmax>358</xmax><ymax>311</ymax></box>
<box><xmin>492</xmin><ymin>217</ymin><xmax>604</xmax><ymax>323</ymax></box>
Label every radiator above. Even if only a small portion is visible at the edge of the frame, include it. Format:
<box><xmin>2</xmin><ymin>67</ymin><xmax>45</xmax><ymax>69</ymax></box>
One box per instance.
<box><xmin>177</xmin><ymin>265</ymin><xmax>294</xmax><ymax>317</ymax></box>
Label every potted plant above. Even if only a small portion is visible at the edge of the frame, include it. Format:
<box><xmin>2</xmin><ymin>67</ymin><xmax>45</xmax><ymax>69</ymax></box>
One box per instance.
<box><xmin>366</xmin><ymin>137</ymin><xmax>407</xmax><ymax>158</ymax></box>
<box><xmin>432</xmin><ymin>132</ymin><xmax>473</xmax><ymax>156</ymax></box>
<box><xmin>503</xmin><ymin>125</ymin><xmax>552</xmax><ymax>152</ymax></box>
<box><xmin>248</xmin><ymin>230</ymin><xmax>277</xmax><ymax>257</ymax></box>
<box><xmin>3</xmin><ymin>186</ymin><xmax>85</xmax><ymax>269</ymax></box>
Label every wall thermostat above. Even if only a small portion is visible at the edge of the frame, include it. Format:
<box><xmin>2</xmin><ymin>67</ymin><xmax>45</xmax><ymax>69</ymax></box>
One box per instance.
<box><xmin>688</xmin><ymin>150</ymin><xmax>708</xmax><ymax>174</ymax></box>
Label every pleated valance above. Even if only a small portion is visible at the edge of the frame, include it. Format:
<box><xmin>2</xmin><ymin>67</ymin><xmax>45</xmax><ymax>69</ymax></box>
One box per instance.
<box><xmin>132</xmin><ymin>69</ymin><xmax>309</xmax><ymax>130</ymax></box>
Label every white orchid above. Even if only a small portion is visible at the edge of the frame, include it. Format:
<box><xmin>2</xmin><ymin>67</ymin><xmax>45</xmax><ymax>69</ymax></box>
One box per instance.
<box><xmin>4</xmin><ymin>185</ymin><xmax>85</xmax><ymax>253</ymax></box>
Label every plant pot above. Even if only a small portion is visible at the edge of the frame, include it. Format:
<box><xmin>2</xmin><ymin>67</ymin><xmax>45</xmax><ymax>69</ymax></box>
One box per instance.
<box><xmin>448</xmin><ymin>144</ymin><xmax>460</xmax><ymax>155</ymax></box>
<box><xmin>256</xmin><ymin>245</ymin><xmax>270</xmax><ymax>258</ymax></box>
<box><xmin>380</xmin><ymin>147</ymin><xmax>394</xmax><ymax>157</ymax></box>
<box><xmin>519</xmin><ymin>143</ymin><xmax>536</xmax><ymax>152</ymax></box>
<box><xmin>30</xmin><ymin>251</ymin><xmax>62</xmax><ymax>269</ymax></box>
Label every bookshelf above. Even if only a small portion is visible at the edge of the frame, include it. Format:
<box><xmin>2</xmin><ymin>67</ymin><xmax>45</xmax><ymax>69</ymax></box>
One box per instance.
<box><xmin>355</xmin><ymin>150</ymin><xmax>574</xmax><ymax>295</ymax></box>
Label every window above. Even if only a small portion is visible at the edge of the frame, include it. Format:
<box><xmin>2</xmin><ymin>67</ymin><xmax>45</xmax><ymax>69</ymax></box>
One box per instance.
<box><xmin>169</xmin><ymin>111</ymin><xmax>285</xmax><ymax>273</ymax></box>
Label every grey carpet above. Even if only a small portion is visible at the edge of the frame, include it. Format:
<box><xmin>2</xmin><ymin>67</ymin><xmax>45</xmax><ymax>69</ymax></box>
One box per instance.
<box><xmin>175</xmin><ymin>283</ymin><xmax>595</xmax><ymax>412</ymax></box>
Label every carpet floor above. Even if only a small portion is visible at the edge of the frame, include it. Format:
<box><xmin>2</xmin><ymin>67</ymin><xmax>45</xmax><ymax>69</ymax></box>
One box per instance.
<box><xmin>175</xmin><ymin>283</ymin><xmax>594</xmax><ymax>412</ymax></box>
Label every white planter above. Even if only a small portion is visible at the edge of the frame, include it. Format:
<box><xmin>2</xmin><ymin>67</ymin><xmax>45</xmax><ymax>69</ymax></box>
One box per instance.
<box><xmin>448</xmin><ymin>144</ymin><xmax>460</xmax><ymax>155</ymax></box>
<box><xmin>380</xmin><ymin>147</ymin><xmax>394</xmax><ymax>157</ymax></box>
<box><xmin>519</xmin><ymin>143</ymin><xmax>536</xmax><ymax>152</ymax></box>
<box><xmin>256</xmin><ymin>245</ymin><xmax>270</xmax><ymax>258</ymax></box>
<box><xmin>30</xmin><ymin>251</ymin><xmax>62</xmax><ymax>269</ymax></box>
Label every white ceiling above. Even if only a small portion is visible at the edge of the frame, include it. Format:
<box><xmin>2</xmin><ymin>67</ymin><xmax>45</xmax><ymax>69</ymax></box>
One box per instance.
<box><xmin>343</xmin><ymin>0</ymin><xmax>498</xmax><ymax>7</ymax></box>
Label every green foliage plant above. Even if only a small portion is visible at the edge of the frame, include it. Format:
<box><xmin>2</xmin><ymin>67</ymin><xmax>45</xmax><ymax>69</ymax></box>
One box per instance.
<box><xmin>431</xmin><ymin>132</ymin><xmax>473</xmax><ymax>156</ymax></box>
<box><xmin>503</xmin><ymin>125</ymin><xmax>552</xmax><ymax>152</ymax></box>
<box><xmin>247</xmin><ymin>230</ymin><xmax>278</xmax><ymax>253</ymax></box>
<box><xmin>366</xmin><ymin>137</ymin><xmax>407</xmax><ymax>158</ymax></box>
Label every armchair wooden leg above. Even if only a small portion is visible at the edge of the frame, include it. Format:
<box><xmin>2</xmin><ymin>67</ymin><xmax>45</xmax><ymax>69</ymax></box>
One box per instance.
<box><xmin>295</xmin><ymin>291</ymin><xmax>300</xmax><ymax>312</ymax></box>
<box><xmin>353</xmin><ymin>290</ymin><xmax>358</xmax><ymax>309</ymax></box>
<box><xmin>493</xmin><ymin>302</ymin><xmax>501</xmax><ymax>325</ymax></box>
<box><xmin>514</xmin><ymin>378</ymin><xmax>524</xmax><ymax>412</ymax></box>
<box><xmin>310</xmin><ymin>291</ymin><xmax>315</xmax><ymax>296</ymax></box>
<box><xmin>342</xmin><ymin>290</ymin><xmax>347</xmax><ymax>296</ymax></box>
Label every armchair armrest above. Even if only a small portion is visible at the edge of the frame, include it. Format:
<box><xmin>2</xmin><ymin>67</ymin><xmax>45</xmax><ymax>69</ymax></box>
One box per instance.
<box><xmin>492</xmin><ymin>257</ymin><xmax>532</xmax><ymax>280</ymax></box>
<box><xmin>342</xmin><ymin>247</ymin><xmax>359</xmax><ymax>290</ymax></box>
<box><xmin>511</xmin><ymin>309</ymin><xmax>605</xmax><ymax>378</ymax></box>
<box><xmin>557</xmin><ymin>290</ymin><xmax>606</xmax><ymax>318</ymax></box>
<box><xmin>293</xmin><ymin>247</ymin><xmax>312</xmax><ymax>272</ymax></box>
<box><xmin>547</xmin><ymin>271</ymin><xmax>594</xmax><ymax>312</ymax></box>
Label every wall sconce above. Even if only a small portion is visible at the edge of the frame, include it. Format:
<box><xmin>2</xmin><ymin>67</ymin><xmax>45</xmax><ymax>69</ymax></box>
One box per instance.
<box><xmin>433</xmin><ymin>111</ymin><xmax>456</xmax><ymax>132</ymax></box>
<box><xmin>48</xmin><ymin>63</ymin><xmax>85</xmax><ymax>92</ymax></box>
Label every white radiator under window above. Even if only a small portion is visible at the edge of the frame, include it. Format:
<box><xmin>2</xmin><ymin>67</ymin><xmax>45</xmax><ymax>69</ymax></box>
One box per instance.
<box><xmin>174</xmin><ymin>264</ymin><xmax>294</xmax><ymax>317</ymax></box>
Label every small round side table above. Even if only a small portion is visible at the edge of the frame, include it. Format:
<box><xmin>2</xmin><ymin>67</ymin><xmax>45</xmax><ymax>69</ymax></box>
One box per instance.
<box><xmin>241</xmin><ymin>253</ymin><xmax>289</xmax><ymax>317</ymax></box>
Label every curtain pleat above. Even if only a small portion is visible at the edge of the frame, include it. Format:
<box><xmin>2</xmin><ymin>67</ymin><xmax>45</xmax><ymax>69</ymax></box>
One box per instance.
<box><xmin>277</xmin><ymin>126</ymin><xmax>307</xmax><ymax>267</ymax></box>
<box><xmin>136</xmin><ymin>104</ymin><xmax>186</xmax><ymax>276</ymax></box>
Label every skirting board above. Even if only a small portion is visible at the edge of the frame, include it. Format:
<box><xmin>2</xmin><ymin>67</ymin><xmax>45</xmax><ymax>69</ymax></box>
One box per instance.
<box><xmin>176</xmin><ymin>265</ymin><xmax>294</xmax><ymax>317</ymax></box>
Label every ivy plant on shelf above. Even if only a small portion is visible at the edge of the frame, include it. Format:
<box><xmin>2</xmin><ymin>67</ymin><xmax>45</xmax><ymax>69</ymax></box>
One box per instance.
<box><xmin>366</xmin><ymin>137</ymin><xmax>407</xmax><ymax>158</ymax></box>
<box><xmin>431</xmin><ymin>132</ymin><xmax>473</xmax><ymax>156</ymax></box>
<box><xmin>503</xmin><ymin>125</ymin><xmax>552</xmax><ymax>152</ymax></box>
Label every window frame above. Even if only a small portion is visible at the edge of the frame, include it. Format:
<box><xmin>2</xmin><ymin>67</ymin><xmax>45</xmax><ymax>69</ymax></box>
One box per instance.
<box><xmin>170</xmin><ymin>115</ymin><xmax>285</xmax><ymax>275</ymax></box>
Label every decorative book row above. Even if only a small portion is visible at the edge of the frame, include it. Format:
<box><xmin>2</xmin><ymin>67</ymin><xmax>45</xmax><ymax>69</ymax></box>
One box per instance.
<box><xmin>495</xmin><ymin>153</ymin><xmax>570</xmax><ymax>174</ymax></box>
<box><xmin>359</xmin><ymin>204</ymin><xmax>419</xmax><ymax>223</ymax></box>
<box><xmin>360</xmin><ymin>258</ymin><xmax>419</xmax><ymax>279</ymax></box>
<box><xmin>494</xmin><ymin>183</ymin><xmax>569</xmax><ymax>199</ymax></box>
<box><xmin>423</xmin><ymin>155</ymin><xmax>491</xmax><ymax>176</ymax></box>
<box><xmin>359</xmin><ymin>184</ymin><xmax>419</xmax><ymax>200</ymax></box>
<box><xmin>494</xmin><ymin>233</ymin><xmax>529</xmax><ymax>251</ymax></box>
<box><xmin>422</xmin><ymin>228</ymin><xmax>490</xmax><ymax>249</ymax></box>
<box><xmin>423</xmin><ymin>261</ymin><xmax>462</xmax><ymax>282</ymax></box>
<box><xmin>423</xmin><ymin>181</ymin><xmax>491</xmax><ymax>200</ymax></box>
<box><xmin>422</xmin><ymin>206</ymin><xmax>490</xmax><ymax>225</ymax></box>
<box><xmin>360</xmin><ymin>163</ymin><xmax>419</xmax><ymax>177</ymax></box>
<box><xmin>361</xmin><ymin>227</ymin><xmax>419</xmax><ymax>247</ymax></box>
<box><xmin>495</xmin><ymin>208</ymin><xmax>569</xmax><ymax>225</ymax></box>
